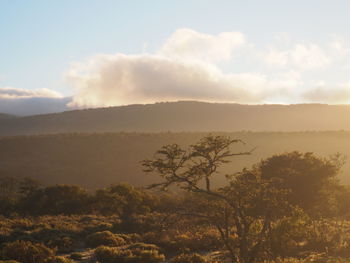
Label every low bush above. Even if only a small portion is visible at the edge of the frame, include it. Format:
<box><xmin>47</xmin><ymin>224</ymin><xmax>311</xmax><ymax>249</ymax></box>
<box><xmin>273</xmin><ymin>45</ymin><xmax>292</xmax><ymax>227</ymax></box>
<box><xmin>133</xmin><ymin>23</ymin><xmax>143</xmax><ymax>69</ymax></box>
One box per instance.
<box><xmin>45</xmin><ymin>256</ymin><xmax>75</xmax><ymax>263</ymax></box>
<box><xmin>69</xmin><ymin>252</ymin><xmax>84</xmax><ymax>260</ymax></box>
<box><xmin>94</xmin><ymin>243</ymin><xmax>165</xmax><ymax>263</ymax></box>
<box><xmin>142</xmin><ymin>229</ymin><xmax>220</xmax><ymax>253</ymax></box>
<box><xmin>47</xmin><ymin>236</ymin><xmax>75</xmax><ymax>253</ymax></box>
<box><xmin>171</xmin><ymin>253</ymin><xmax>207</xmax><ymax>263</ymax></box>
<box><xmin>266</xmin><ymin>254</ymin><xmax>350</xmax><ymax>262</ymax></box>
<box><xmin>86</xmin><ymin>230</ymin><xmax>125</xmax><ymax>248</ymax></box>
<box><xmin>1</xmin><ymin>240</ymin><xmax>55</xmax><ymax>263</ymax></box>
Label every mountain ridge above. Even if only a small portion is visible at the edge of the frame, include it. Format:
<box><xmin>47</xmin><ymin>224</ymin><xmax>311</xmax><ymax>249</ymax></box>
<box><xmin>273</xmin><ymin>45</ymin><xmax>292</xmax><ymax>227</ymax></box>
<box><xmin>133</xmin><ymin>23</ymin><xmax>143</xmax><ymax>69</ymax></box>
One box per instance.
<box><xmin>1</xmin><ymin>101</ymin><xmax>350</xmax><ymax>136</ymax></box>
<box><xmin>0</xmin><ymin>113</ymin><xmax>16</xmax><ymax>120</ymax></box>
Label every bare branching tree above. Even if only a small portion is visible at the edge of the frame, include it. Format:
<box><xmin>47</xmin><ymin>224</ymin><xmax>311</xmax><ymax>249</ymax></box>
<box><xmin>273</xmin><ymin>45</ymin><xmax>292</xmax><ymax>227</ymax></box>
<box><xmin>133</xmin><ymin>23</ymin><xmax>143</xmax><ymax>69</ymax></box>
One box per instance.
<box><xmin>143</xmin><ymin>135</ymin><xmax>291</xmax><ymax>263</ymax></box>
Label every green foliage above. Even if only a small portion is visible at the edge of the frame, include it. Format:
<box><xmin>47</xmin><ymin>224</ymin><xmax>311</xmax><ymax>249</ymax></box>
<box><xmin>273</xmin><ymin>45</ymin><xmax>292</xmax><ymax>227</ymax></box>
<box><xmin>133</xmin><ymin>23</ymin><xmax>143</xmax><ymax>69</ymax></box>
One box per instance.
<box><xmin>1</xmin><ymin>240</ymin><xmax>55</xmax><ymax>263</ymax></box>
<box><xmin>86</xmin><ymin>231</ymin><xmax>125</xmax><ymax>248</ymax></box>
<box><xmin>170</xmin><ymin>253</ymin><xmax>207</xmax><ymax>263</ymax></box>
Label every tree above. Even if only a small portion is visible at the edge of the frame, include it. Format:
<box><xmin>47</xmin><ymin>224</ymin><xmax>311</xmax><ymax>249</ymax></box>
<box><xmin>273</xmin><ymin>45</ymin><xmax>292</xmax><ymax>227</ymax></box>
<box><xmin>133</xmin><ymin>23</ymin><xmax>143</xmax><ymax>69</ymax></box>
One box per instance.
<box><xmin>142</xmin><ymin>135</ymin><xmax>291</xmax><ymax>263</ymax></box>
<box><xmin>255</xmin><ymin>151</ymin><xmax>344</xmax><ymax>217</ymax></box>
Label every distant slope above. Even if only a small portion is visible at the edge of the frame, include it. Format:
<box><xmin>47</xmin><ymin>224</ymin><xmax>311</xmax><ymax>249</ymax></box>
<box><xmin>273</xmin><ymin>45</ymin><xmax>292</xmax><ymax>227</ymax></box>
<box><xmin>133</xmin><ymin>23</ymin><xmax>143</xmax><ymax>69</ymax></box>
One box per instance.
<box><xmin>0</xmin><ymin>113</ymin><xmax>15</xmax><ymax>120</ymax></box>
<box><xmin>1</xmin><ymin>132</ymin><xmax>350</xmax><ymax>188</ymax></box>
<box><xmin>1</xmin><ymin>102</ymin><xmax>350</xmax><ymax>135</ymax></box>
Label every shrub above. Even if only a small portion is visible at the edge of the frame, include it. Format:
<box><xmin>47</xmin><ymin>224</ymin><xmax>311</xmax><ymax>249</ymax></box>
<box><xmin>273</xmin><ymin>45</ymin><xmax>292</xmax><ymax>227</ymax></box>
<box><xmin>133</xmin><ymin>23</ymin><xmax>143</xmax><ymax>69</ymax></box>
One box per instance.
<box><xmin>131</xmin><ymin>249</ymin><xmax>165</xmax><ymax>263</ymax></box>
<box><xmin>94</xmin><ymin>246</ymin><xmax>132</xmax><ymax>263</ymax></box>
<box><xmin>45</xmin><ymin>257</ymin><xmax>74</xmax><ymax>263</ymax></box>
<box><xmin>265</xmin><ymin>255</ymin><xmax>350</xmax><ymax>263</ymax></box>
<box><xmin>94</xmin><ymin>243</ymin><xmax>165</xmax><ymax>263</ymax></box>
<box><xmin>171</xmin><ymin>253</ymin><xmax>207</xmax><ymax>263</ymax></box>
<box><xmin>47</xmin><ymin>236</ymin><xmax>75</xmax><ymax>253</ymax></box>
<box><xmin>127</xmin><ymin>243</ymin><xmax>160</xmax><ymax>251</ymax></box>
<box><xmin>142</xmin><ymin>229</ymin><xmax>220</xmax><ymax>253</ymax></box>
<box><xmin>116</xmin><ymin>233</ymin><xmax>142</xmax><ymax>244</ymax></box>
<box><xmin>1</xmin><ymin>240</ymin><xmax>55</xmax><ymax>263</ymax></box>
<box><xmin>86</xmin><ymin>230</ymin><xmax>125</xmax><ymax>248</ymax></box>
<box><xmin>69</xmin><ymin>252</ymin><xmax>84</xmax><ymax>260</ymax></box>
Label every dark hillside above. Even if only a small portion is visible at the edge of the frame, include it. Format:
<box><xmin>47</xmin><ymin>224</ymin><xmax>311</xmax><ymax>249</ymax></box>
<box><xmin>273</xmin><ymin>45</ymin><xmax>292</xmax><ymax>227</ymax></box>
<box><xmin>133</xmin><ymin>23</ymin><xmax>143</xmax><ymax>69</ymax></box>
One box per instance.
<box><xmin>0</xmin><ymin>113</ymin><xmax>15</xmax><ymax>120</ymax></box>
<box><xmin>1</xmin><ymin>102</ymin><xmax>350</xmax><ymax>135</ymax></box>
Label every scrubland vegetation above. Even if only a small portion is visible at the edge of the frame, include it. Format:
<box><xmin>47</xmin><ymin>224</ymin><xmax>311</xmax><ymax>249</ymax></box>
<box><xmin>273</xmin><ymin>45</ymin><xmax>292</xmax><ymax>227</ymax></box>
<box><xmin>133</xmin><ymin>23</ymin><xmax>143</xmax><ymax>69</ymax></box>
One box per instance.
<box><xmin>2</xmin><ymin>135</ymin><xmax>350</xmax><ymax>262</ymax></box>
<box><xmin>3</xmin><ymin>131</ymin><xmax>350</xmax><ymax>188</ymax></box>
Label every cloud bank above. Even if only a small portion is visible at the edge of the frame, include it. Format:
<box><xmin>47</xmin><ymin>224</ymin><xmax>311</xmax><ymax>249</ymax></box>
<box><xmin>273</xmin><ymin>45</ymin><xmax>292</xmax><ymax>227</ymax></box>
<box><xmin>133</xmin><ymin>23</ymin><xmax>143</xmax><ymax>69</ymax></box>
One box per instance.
<box><xmin>67</xmin><ymin>54</ymin><xmax>286</xmax><ymax>107</ymax></box>
<box><xmin>3</xmin><ymin>28</ymin><xmax>350</xmax><ymax>116</ymax></box>
<box><xmin>0</xmin><ymin>87</ymin><xmax>62</xmax><ymax>99</ymax></box>
<box><xmin>66</xmin><ymin>28</ymin><xmax>350</xmax><ymax>108</ymax></box>
<box><xmin>0</xmin><ymin>87</ymin><xmax>70</xmax><ymax>116</ymax></box>
<box><xmin>67</xmin><ymin>29</ymin><xmax>300</xmax><ymax>108</ymax></box>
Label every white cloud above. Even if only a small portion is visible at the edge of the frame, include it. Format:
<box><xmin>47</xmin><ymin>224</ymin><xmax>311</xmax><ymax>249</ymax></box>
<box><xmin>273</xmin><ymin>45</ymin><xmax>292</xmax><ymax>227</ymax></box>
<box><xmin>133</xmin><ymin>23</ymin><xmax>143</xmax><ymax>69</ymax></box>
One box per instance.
<box><xmin>159</xmin><ymin>28</ymin><xmax>246</xmax><ymax>62</ymax></box>
<box><xmin>0</xmin><ymin>87</ymin><xmax>63</xmax><ymax>99</ymax></box>
<box><xmin>291</xmin><ymin>44</ymin><xmax>330</xmax><ymax>70</ymax></box>
<box><xmin>264</xmin><ymin>43</ymin><xmax>330</xmax><ymax>70</ymax></box>
<box><xmin>67</xmin><ymin>53</ymin><xmax>280</xmax><ymax>107</ymax></box>
<box><xmin>264</xmin><ymin>49</ymin><xmax>289</xmax><ymax>67</ymax></box>
<box><xmin>45</xmin><ymin>29</ymin><xmax>350</xmax><ymax>108</ymax></box>
<box><xmin>67</xmin><ymin>28</ymin><xmax>303</xmax><ymax>108</ymax></box>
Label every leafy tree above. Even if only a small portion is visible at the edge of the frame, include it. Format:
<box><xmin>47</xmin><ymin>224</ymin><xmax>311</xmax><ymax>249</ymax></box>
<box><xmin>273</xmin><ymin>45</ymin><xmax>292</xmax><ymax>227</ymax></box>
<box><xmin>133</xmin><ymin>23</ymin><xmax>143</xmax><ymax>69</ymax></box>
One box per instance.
<box><xmin>255</xmin><ymin>151</ymin><xmax>344</xmax><ymax>217</ymax></box>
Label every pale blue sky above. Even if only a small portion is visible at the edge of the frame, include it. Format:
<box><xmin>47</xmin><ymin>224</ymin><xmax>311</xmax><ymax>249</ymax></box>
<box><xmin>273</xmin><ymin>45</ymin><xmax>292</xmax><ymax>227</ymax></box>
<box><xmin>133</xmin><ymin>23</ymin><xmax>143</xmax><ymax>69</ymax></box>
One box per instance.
<box><xmin>1</xmin><ymin>1</ymin><xmax>350</xmax><ymax>114</ymax></box>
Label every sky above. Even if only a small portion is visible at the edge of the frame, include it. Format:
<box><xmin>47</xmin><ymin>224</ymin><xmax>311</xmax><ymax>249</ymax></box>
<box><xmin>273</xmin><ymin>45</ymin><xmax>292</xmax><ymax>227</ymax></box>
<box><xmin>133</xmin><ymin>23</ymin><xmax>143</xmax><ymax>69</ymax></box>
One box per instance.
<box><xmin>1</xmin><ymin>0</ymin><xmax>350</xmax><ymax>115</ymax></box>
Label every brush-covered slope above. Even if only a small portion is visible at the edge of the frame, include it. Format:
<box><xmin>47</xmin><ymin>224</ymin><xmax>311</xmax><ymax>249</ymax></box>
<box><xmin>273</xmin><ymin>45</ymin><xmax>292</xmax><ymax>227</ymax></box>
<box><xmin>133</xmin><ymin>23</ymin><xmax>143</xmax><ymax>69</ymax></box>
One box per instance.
<box><xmin>1</xmin><ymin>131</ymin><xmax>350</xmax><ymax>188</ymax></box>
<box><xmin>1</xmin><ymin>102</ymin><xmax>350</xmax><ymax>136</ymax></box>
